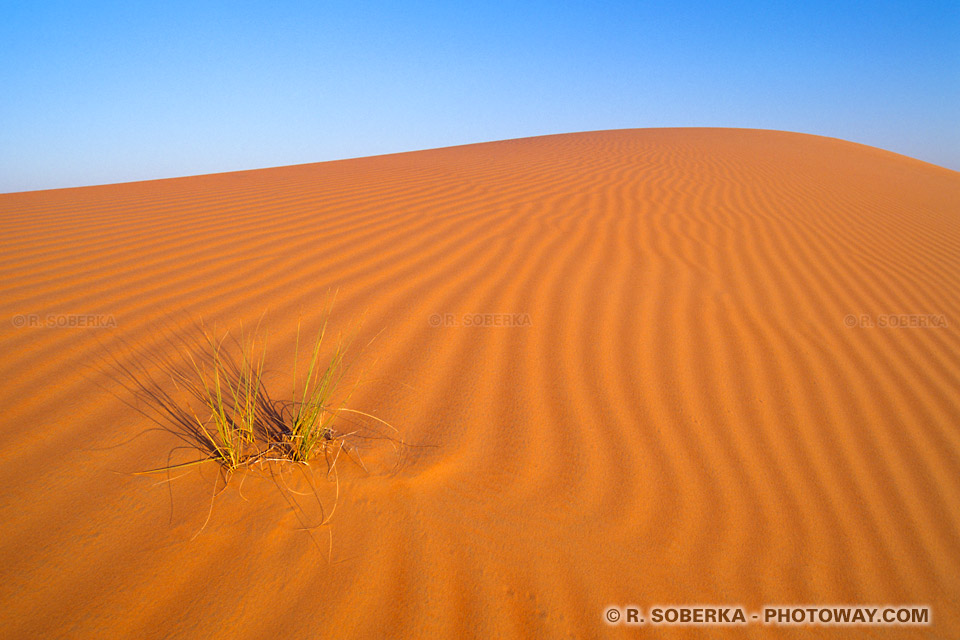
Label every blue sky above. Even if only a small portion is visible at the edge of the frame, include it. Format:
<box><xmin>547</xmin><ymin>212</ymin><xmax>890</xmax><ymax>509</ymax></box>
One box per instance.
<box><xmin>1</xmin><ymin>1</ymin><xmax>957</xmax><ymax>192</ymax></box>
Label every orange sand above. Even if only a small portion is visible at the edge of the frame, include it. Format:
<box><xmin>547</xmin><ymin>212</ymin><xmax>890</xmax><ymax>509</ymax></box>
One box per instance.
<box><xmin>1</xmin><ymin>129</ymin><xmax>959</xmax><ymax>638</ymax></box>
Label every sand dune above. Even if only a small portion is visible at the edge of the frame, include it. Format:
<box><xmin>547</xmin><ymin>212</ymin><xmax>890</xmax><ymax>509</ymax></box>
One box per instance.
<box><xmin>1</xmin><ymin>128</ymin><xmax>959</xmax><ymax>638</ymax></box>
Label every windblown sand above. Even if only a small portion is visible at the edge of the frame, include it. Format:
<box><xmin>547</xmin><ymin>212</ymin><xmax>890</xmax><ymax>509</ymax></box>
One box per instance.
<box><xmin>1</xmin><ymin>129</ymin><xmax>958</xmax><ymax>638</ymax></box>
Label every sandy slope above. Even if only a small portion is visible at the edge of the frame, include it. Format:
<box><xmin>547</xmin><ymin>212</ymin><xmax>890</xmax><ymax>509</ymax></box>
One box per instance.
<box><xmin>1</xmin><ymin>129</ymin><xmax>959</xmax><ymax>638</ymax></box>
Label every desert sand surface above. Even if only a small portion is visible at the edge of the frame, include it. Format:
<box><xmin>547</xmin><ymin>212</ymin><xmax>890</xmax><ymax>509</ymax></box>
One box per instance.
<box><xmin>1</xmin><ymin>128</ymin><xmax>959</xmax><ymax>638</ymax></box>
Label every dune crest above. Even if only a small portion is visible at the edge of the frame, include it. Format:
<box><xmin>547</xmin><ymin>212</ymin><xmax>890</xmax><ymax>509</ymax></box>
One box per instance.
<box><xmin>1</xmin><ymin>129</ymin><xmax>959</xmax><ymax>638</ymax></box>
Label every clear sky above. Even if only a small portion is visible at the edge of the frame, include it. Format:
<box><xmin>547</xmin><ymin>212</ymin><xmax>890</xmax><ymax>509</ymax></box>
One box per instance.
<box><xmin>1</xmin><ymin>1</ymin><xmax>958</xmax><ymax>192</ymax></box>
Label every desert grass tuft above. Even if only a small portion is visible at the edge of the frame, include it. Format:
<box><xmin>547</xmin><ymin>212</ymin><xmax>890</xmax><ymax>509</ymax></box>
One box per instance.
<box><xmin>280</xmin><ymin>316</ymin><xmax>355</xmax><ymax>463</ymax></box>
<box><xmin>97</xmin><ymin>305</ymin><xmax>408</xmax><ymax>549</ymax></box>
<box><xmin>99</xmin><ymin>308</ymin><xmax>417</xmax><ymax>549</ymax></box>
<box><xmin>119</xmin><ymin>306</ymin><xmax>384</xmax><ymax>479</ymax></box>
<box><xmin>178</xmin><ymin>322</ymin><xmax>268</xmax><ymax>471</ymax></box>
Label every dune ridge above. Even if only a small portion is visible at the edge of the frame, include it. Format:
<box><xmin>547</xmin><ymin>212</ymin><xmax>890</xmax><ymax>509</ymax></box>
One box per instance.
<box><xmin>1</xmin><ymin>128</ymin><xmax>959</xmax><ymax>638</ymax></box>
